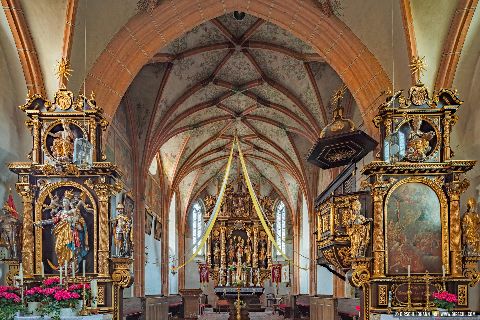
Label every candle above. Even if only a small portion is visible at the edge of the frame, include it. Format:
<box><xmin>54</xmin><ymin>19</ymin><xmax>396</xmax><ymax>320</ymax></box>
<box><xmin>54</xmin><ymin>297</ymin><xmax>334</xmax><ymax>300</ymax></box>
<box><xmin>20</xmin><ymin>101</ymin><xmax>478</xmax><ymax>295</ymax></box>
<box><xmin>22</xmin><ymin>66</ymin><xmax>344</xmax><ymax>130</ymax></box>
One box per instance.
<box><xmin>19</xmin><ymin>263</ymin><xmax>24</xmax><ymax>286</ymax></box>
<box><xmin>91</xmin><ymin>279</ymin><xmax>98</xmax><ymax>308</ymax></box>
<box><xmin>442</xmin><ymin>265</ymin><xmax>445</xmax><ymax>278</ymax></box>
<box><xmin>407</xmin><ymin>265</ymin><xmax>410</xmax><ymax>277</ymax></box>
<box><xmin>59</xmin><ymin>265</ymin><xmax>63</xmax><ymax>285</ymax></box>
<box><xmin>64</xmin><ymin>261</ymin><xmax>68</xmax><ymax>278</ymax></box>
<box><xmin>72</xmin><ymin>261</ymin><xmax>76</xmax><ymax>278</ymax></box>
<box><xmin>82</xmin><ymin>260</ymin><xmax>86</xmax><ymax>278</ymax></box>
<box><xmin>41</xmin><ymin>262</ymin><xmax>45</xmax><ymax>279</ymax></box>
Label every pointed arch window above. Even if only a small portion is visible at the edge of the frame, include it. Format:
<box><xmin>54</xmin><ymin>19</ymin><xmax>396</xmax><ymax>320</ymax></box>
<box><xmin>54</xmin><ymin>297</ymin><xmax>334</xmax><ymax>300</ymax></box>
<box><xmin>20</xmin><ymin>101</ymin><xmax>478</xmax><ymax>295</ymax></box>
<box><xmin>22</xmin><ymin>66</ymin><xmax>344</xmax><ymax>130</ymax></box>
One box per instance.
<box><xmin>191</xmin><ymin>200</ymin><xmax>205</xmax><ymax>253</ymax></box>
<box><xmin>275</xmin><ymin>200</ymin><xmax>287</xmax><ymax>256</ymax></box>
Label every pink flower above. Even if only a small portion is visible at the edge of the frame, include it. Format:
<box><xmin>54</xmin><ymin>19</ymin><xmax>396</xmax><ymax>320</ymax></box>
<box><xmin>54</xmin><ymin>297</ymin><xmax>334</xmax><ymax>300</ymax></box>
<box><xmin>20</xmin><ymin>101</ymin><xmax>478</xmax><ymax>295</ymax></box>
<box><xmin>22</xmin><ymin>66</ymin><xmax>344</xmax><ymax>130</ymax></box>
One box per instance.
<box><xmin>355</xmin><ymin>305</ymin><xmax>361</xmax><ymax>311</ymax></box>
<box><xmin>43</xmin><ymin>277</ymin><xmax>60</xmax><ymax>287</ymax></box>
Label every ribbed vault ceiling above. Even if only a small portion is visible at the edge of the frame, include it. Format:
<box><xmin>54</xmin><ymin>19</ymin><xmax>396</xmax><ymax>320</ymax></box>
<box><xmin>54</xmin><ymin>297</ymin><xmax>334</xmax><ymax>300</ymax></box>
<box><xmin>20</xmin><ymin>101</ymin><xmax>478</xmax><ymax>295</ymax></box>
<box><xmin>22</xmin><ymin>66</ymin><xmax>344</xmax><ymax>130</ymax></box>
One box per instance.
<box><xmin>125</xmin><ymin>13</ymin><xmax>358</xmax><ymax>211</ymax></box>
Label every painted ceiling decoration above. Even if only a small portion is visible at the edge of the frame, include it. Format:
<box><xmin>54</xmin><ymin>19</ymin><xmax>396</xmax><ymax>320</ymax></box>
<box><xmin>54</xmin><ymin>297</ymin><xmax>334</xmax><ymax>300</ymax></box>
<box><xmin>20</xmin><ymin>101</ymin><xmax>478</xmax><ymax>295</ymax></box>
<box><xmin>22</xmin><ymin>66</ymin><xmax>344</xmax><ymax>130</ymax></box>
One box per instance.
<box><xmin>124</xmin><ymin>12</ymin><xmax>357</xmax><ymax>211</ymax></box>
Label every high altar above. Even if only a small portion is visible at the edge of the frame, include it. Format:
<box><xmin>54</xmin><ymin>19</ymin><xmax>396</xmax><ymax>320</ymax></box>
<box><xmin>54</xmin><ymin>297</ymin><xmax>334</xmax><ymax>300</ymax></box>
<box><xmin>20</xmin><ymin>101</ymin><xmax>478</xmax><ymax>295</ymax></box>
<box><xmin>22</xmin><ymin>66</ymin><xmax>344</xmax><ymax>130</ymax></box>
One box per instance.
<box><xmin>3</xmin><ymin>62</ymin><xmax>134</xmax><ymax>319</ymax></box>
<box><xmin>316</xmin><ymin>75</ymin><xmax>480</xmax><ymax>319</ymax></box>
<box><xmin>204</xmin><ymin>173</ymin><xmax>274</xmax><ymax>307</ymax></box>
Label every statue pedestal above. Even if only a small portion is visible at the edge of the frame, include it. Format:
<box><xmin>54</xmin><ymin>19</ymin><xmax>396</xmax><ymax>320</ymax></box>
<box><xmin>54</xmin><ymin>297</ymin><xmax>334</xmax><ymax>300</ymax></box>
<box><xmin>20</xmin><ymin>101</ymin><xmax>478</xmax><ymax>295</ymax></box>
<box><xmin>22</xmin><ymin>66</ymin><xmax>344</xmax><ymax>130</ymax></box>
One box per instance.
<box><xmin>179</xmin><ymin>288</ymin><xmax>203</xmax><ymax>320</ymax></box>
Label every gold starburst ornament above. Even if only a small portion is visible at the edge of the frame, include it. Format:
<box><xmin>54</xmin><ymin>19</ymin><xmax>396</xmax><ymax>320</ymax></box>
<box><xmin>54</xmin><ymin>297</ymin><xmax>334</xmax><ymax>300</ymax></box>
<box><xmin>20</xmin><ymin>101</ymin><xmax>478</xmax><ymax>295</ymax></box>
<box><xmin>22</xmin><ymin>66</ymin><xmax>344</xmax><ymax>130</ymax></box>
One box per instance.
<box><xmin>56</xmin><ymin>58</ymin><xmax>73</xmax><ymax>86</ymax></box>
<box><xmin>409</xmin><ymin>56</ymin><xmax>427</xmax><ymax>82</ymax></box>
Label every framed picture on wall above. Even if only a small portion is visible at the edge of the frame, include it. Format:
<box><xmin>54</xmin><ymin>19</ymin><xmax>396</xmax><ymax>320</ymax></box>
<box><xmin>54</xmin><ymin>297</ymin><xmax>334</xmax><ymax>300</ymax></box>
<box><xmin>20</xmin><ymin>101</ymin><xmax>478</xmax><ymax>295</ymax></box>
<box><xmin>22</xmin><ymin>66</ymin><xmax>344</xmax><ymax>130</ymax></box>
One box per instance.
<box><xmin>154</xmin><ymin>218</ymin><xmax>162</xmax><ymax>241</ymax></box>
<box><xmin>145</xmin><ymin>209</ymin><xmax>153</xmax><ymax>235</ymax></box>
<box><xmin>124</xmin><ymin>193</ymin><xmax>134</xmax><ymax>218</ymax></box>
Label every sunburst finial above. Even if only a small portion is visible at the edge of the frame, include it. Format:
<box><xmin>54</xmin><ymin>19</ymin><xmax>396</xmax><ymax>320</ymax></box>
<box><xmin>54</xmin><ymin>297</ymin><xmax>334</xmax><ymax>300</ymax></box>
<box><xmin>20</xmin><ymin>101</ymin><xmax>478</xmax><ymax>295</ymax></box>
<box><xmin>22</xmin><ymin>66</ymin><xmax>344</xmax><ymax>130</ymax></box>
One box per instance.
<box><xmin>56</xmin><ymin>58</ymin><xmax>73</xmax><ymax>86</ymax></box>
<box><xmin>409</xmin><ymin>56</ymin><xmax>427</xmax><ymax>83</ymax></box>
<box><xmin>331</xmin><ymin>84</ymin><xmax>347</xmax><ymax>106</ymax></box>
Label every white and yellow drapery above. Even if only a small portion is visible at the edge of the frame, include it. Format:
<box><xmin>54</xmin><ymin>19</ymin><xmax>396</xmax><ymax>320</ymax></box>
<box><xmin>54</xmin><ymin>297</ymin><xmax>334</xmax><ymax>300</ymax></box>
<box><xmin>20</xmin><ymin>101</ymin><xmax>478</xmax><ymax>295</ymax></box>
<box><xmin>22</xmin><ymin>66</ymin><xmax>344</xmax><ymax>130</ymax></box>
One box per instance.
<box><xmin>171</xmin><ymin>137</ymin><xmax>308</xmax><ymax>272</ymax></box>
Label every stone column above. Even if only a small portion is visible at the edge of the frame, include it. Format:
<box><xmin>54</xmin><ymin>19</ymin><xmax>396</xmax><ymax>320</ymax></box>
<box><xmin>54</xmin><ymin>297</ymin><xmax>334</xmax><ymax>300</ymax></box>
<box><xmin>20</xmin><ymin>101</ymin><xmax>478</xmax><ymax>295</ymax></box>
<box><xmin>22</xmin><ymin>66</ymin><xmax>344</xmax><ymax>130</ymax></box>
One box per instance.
<box><xmin>17</xmin><ymin>183</ymin><xmax>34</xmax><ymax>275</ymax></box>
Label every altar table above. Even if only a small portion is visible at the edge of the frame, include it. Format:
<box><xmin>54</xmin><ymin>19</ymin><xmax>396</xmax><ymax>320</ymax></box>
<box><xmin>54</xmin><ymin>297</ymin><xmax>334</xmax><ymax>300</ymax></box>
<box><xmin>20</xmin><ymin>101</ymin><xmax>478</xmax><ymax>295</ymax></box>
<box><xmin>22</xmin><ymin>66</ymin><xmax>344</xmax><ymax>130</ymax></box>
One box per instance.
<box><xmin>15</xmin><ymin>315</ymin><xmax>113</xmax><ymax>320</ymax></box>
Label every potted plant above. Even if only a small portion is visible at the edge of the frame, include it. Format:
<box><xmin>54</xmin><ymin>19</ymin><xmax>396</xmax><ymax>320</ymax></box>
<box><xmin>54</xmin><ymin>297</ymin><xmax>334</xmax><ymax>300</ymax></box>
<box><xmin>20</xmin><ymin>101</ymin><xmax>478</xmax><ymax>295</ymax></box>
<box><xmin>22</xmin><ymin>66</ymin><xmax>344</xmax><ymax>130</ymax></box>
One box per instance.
<box><xmin>0</xmin><ymin>286</ymin><xmax>23</xmax><ymax>320</ymax></box>
<box><xmin>25</xmin><ymin>286</ymin><xmax>43</xmax><ymax>315</ymax></box>
<box><xmin>432</xmin><ymin>290</ymin><xmax>457</xmax><ymax>312</ymax></box>
<box><xmin>67</xmin><ymin>283</ymin><xmax>91</xmax><ymax>311</ymax></box>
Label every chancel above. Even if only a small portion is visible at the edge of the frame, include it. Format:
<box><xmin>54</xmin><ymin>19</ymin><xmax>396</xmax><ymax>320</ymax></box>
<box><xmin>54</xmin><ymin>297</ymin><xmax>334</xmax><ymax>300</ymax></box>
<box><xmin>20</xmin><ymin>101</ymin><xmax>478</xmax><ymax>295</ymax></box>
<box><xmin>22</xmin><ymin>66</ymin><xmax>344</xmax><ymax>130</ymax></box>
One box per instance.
<box><xmin>0</xmin><ymin>1</ymin><xmax>479</xmax><ymax>320</ymax></box>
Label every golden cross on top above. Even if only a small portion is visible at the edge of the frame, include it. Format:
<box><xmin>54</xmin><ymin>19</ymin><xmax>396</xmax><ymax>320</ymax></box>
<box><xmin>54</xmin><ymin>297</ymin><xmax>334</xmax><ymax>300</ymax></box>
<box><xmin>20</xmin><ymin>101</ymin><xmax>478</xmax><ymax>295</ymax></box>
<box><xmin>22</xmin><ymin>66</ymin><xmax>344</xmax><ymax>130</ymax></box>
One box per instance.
<box><xmin>56</xmin><ymin>58</ymin><xmax>73</xmax><ymax>84</ymax></box>
<box><xmin>331</xmin><ymin>84</ymin><xmax>347</xmax><ymax>105</ymax></box>
<box><xmin>409</xmin><ymin>56</ymin><xmax>427</xmax><ymax>81</ymax></box>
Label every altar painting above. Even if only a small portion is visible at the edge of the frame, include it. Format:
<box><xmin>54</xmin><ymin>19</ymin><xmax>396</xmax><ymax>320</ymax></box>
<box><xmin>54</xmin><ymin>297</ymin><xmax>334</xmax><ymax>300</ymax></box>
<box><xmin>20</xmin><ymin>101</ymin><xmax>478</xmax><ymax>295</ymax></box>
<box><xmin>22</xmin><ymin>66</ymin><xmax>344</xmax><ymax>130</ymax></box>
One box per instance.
<box><xmin>386</xmin><ymin>182</ymin><xmax>442</xmax><ymax>274</ymax></box>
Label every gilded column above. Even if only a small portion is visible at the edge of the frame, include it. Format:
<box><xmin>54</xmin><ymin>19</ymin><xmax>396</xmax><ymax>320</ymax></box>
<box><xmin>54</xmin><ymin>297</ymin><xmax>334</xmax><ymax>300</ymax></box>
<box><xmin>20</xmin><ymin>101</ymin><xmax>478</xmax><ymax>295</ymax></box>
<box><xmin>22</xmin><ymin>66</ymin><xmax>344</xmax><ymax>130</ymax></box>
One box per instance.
<box><xmin>252</xmin><ymin>225</ymin><xmax>258</xmax><ymax>268</ymax></box>
<box><xmin>94</xmin><ymin>180</ymin><xmax>114</xmax><ymax>276</ymax></box>
<box><xmin>446</xmin><ymin>178</ymin><xmax>469</xmax><ymax>277</ymax></box>
<box><xmin>17</xmin><ymin>183</ymin><xmax>34</xmax><ymax>275</ymax></box>
<box><xmin>371</xmin><ymin>187</ymin><xmax>386</xmax><ymax>278</ymax></box>
<box><xmin>220</xmin><ymin>224</ymin><xmax>226</xmax><ymax>269</ymax></box>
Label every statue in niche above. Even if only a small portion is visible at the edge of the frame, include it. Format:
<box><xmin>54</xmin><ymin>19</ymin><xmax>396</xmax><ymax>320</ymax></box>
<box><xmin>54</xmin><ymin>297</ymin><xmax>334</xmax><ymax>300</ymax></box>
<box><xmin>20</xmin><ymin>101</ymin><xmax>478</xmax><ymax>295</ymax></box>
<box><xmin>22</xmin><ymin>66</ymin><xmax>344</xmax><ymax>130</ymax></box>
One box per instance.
<box><xmin>213</xmin><ymin>242</ymin><xmax>220</xmax><ymax>266</ymax></box>
<box><xmin>35</xmin><ymin>189</ymin><xmax>92</xmax><ymax>267</ymax></box>
<box><xmin>110</xmin><ymin>202</ymin><xmax>133</xmax><ymax>257</ymax></box>
<box><xmin>346</xmin><ymin>200</ymin><xmax>372</xmax><ymax>258</ymax></box>
<box><xmin>0</xmin><ymin>204</ymin><xmax>21</xmax><ymax>259</ymax></box>
<box><xmin>462</xmin><ymin>197</ymin><xmax>480</xmax><ymax>256</ymax></box>
<box><xmin>244</xmin><ymin>239</ymin><xmax>252</xmax><ymax>265</ymax></box>
<box><xmin>405</xmin><ymin>117</ymin><xmax>435</xmax><ymax>162</ymax></box>
<box><xmin>236</xmin><ymin>238</ymin><xmax>244</xmax><ymax>264</ymax></box>
<box><xmin>259</xmin><ymin>242</ymin><xmax>266</xmax><ymax>268</ymax></box>
<box><xmin>49</xmin><ymin>119</ymin><xmax>75</xmax><ymax>162</ymax></box>
<box><xmin>228</xmin><ymin>238</ymin><xmax>235</xmax><ymax>265</ymax></box>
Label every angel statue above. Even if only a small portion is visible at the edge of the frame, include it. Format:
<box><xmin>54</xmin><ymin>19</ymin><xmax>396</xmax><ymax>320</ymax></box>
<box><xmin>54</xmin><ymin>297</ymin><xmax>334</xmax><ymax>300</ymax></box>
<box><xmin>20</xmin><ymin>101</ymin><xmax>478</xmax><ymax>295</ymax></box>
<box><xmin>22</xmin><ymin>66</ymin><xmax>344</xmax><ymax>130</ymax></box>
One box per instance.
<box><xmin>462</xmin><ymin>198</ymin><xmax>480</xmax><ymax>256</ymax></box>
<box><xmin>34</xmin><ymin>189</ymin><xmax>92</xmax><ymax>267</ymax></box>
<box><xmin>49</xmin><ymin>119</ymin><xmax>75</xmax><ymax>162</ymax></box>
<box><xmin>346</xmin><ymin>200</ymin><xmax>372</xmax><ymax>258</ymax></box>
<box><xmin>110</xmin><ymin>202</ymin><xmax>133</xmax><ymax>257</ymax></box>
<box><xmin>405</xmin><ymin>117</ymin><xmax>435</xmax><ymax>162</ymax></box>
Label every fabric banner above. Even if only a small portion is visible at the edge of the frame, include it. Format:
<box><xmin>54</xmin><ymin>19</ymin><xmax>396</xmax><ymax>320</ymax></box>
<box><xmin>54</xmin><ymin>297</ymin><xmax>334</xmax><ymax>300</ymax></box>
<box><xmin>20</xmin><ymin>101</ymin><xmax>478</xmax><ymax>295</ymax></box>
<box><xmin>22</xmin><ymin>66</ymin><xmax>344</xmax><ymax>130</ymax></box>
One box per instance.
<box><xmin>271</xmin><ymin>264</ymin><xmax>282</xmax><ymax>283</ymax></box>
<box><xmin>281</xmin><ymin>265</ymin><xmax>290</xmax><ymax>283</ymax></box>
<box><xmin>171</xmin><ymin>140</ymin><xmax>236</xmax><ymax>271</ymax></box>
<box><xmin>199</xmin><ymin>263</ymin><xmax>209</xmax><ymax>283</ymax></box>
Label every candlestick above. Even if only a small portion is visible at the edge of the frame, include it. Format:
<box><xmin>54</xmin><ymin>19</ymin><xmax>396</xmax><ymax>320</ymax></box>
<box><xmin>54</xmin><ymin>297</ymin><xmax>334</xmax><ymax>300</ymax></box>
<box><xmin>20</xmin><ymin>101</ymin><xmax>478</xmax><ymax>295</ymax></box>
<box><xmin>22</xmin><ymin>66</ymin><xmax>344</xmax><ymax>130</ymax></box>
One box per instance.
<box><xmin>59</xmin><ymin>265</ymin><xmax>63</xmax><ymax>285</ymax></box>
<box><xmin>41</xmin><ymin>262</ymin><xmax>45</xmax><ymax>279</ymax></box>
<box><xmin>72</xmin><ymin>261</ymin><xmax>76</xmax><ymax>279</ymax></box>
<box><xmin>442</xmin><ymin>265</ymin><xmax>445</xmax><ymax>278</ymax></box>
<box><xmin>82</xmin><ymin>260</ymin><xmax>86</xmax><ymax>278</ymax></box>
<box><xmin>19</xmin><ymin>263</ymin><xmax>24</xmax><ymax>286</ymax></box>
<box><xmin>407</xmin><ymin>265</ymin><xmax>410</xmax><ymax>277</ymax></box>
<box><xmin>64</xmin><ymin>261</ymin><xmax>68</xmax><ymax>278</ymax></box>
<box><xmin>91</xmin><ymin>279</ymin><xmax>98</xmax><ymax>308</ymax></box>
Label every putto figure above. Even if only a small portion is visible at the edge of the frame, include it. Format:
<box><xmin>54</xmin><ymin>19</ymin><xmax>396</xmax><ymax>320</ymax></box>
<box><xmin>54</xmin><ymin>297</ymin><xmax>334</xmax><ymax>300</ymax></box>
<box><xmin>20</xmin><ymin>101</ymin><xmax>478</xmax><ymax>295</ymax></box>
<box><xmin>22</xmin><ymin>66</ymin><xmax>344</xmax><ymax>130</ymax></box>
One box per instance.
<box><xmin>110</xmin><ymin>202</ymin><xmax>133</xmax><ymax>257</ymax></box>
<box><xmin>462</xmin><ymin>198</ymin><xmax>480</xmax><ymax>256</ymax></box>
<box><xmin>346</xmin><ymin>200</ymin><xmax>372</xmax><ymax>258</ymax></box>
<box><xmin>35</xmin><ymin>189</ymin><xmax>92</xmax><ymax>267</ymax></box>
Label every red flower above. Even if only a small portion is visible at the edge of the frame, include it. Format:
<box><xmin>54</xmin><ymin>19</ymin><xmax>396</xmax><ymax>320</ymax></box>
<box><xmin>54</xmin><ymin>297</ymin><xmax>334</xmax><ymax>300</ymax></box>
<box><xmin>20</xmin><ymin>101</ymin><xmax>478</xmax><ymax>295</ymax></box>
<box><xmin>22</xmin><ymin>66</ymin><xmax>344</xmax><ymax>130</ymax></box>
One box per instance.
<box><xmin>355</xmin><ymin>305</ymin><xmax>361</xmax><ymax>311</ymax></box>
<box><xmin>43</xmin><ymin>277</ymin><xmax>60</xmax><ymax>287</ymax></box>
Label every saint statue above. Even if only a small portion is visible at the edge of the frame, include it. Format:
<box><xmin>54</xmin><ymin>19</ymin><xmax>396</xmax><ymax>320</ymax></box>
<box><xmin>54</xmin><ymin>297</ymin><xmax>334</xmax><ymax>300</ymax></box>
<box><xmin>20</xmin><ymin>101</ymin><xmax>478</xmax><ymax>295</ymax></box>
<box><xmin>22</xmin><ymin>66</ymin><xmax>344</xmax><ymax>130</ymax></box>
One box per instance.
<box><xmin>110</xmin><ymin>202</ymin><xmax>133</xmax><ymax>257</ymax></box>
<box><xmin>405</xmin><ymin>117</ymin><xmax>435</xmax><ymax>162</ymax></box>
<box><xmin>346</xmin><ymin>200</ymin><xmax>372</xmax><ymax>258</ymax></box>
<box><xmin>228</xmin><ymin>238</ymin><xmax>235</xmax><ymax>264</ymax></box>
<box><xmin>213</xmin><ymin>242</ymin><xmax>220</xmax><ymax>266</ymax></box>
<box><xmin>462</xmin><ymin>198</ymin><xmax>480</xmax><ymax>256</ymax></box>
<box><xmin>259</xmin><ymin>242</ymin><xmax>266</xmax><ymax>268</ymax></box>
<box><xmin>49</xmin><ymin>119</ymin><xmax>75</xmax><ymax>162</ymax></box>
<box><xmin>0</xmin><ymin>203</ymin><xmax>21</xmax><ymax>259</ymax></box>
<box><xmin>35</xmin><ymin>189</ymin><xmax>92</xmax><ymax>267</ymax></box>
<box><xmin>244</xmin><ymin>240</ymin><xmax>252</xmax><ymax>265</ymax></box>
<box><xmin>236</xmin><ymin>239</ymin><xmax>244</xmax><ymax>264</ymax></box>
<box><xmin>236</xmin><ymin>262</ymin><xmax>243</xmax><ymax>285</ymax></box>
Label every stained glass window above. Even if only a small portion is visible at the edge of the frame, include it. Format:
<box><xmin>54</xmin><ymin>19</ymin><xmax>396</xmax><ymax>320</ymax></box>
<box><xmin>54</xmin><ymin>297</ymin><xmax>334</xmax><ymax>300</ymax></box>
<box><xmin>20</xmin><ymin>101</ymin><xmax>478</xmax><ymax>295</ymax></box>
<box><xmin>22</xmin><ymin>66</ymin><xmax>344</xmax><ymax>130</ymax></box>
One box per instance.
<box><xmin>275</xmin><ymin>201</ymin><xmax>286</xmax><ymax>256</ymax></box>
<box><xmin>191</xmin><ymin>200</ymin><xmax>205</xmax><ymax>253</ymax></box>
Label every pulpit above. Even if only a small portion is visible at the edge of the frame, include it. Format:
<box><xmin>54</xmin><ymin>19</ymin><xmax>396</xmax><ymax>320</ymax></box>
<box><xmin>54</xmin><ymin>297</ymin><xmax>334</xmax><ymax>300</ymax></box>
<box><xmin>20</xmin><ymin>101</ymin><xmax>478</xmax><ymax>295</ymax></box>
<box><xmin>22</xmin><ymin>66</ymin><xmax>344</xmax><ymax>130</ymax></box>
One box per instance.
<box><xmin>179</xmin><ymin>289</ymin><xmax>202</xmax><ymax>320</ymax></box>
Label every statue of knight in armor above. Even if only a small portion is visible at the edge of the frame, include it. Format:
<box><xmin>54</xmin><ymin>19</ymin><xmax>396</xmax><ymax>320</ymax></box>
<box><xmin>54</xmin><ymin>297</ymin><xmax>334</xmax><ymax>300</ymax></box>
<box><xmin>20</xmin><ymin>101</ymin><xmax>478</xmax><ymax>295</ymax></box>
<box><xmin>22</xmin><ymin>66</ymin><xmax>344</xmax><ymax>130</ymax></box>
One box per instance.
<box><xmin>0</xmin><ymin>194</ymin><xmax>21</xmax><ymax>259</ymax></box>
<box><xmin>110</xmin><ymin>202</ymin><xmax>133</xmax><ymax>257</ymax></box>
<box><xmin>346</xmin><ymin>200</ymin><xmax>372</xmax><ymax>258</ymax></box>
<box><xmin>462</xmin><ymin>198</ymin><xmax>480</xmax><ymax>256</ymax></box>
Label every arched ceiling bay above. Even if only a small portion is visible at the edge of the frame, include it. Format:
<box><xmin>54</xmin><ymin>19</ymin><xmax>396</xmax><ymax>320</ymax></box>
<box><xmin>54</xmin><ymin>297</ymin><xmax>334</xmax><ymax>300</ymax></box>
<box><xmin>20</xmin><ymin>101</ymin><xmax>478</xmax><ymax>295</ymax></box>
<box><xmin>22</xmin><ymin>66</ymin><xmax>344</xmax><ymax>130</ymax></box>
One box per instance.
<box><xmin>124</xmin><ymin>12</ymin><xmax>353</xmax><ymax>211</ymax></box>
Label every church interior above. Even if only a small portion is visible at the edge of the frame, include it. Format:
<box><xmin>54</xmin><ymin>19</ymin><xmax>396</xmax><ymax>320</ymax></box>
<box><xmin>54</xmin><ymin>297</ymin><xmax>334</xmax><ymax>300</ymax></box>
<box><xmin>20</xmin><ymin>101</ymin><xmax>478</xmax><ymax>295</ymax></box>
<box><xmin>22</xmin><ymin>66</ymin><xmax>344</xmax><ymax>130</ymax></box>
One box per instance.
<box><xmin>0</xmin><ymin>1</ymin><xmax>479</xmax><ymax>319</ymax></box>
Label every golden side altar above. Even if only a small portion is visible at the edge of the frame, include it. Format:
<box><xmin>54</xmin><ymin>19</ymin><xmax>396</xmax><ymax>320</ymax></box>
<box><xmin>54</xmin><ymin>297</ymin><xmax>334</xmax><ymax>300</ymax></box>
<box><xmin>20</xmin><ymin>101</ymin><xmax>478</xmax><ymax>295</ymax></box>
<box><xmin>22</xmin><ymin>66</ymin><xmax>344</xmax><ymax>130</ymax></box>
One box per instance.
<box><xmin>4</xmin><ymin>61</ymin><xmax>133</xmax><ymax>319</ymax></box>
<box><xmin>315</xmin><ymin>78</ymin><xmax>480</xmax><ymax>319</ymax></box>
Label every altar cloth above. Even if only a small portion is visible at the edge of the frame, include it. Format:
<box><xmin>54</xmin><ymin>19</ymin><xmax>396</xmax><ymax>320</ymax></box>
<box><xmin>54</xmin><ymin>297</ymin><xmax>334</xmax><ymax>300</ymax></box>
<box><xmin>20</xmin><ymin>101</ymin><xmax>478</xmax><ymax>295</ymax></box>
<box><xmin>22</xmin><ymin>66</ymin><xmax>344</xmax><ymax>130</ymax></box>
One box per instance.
<box><xmin>15</xmin><ymin>315</ymin><xmax>112</xmax><ymax>320</ymax></box>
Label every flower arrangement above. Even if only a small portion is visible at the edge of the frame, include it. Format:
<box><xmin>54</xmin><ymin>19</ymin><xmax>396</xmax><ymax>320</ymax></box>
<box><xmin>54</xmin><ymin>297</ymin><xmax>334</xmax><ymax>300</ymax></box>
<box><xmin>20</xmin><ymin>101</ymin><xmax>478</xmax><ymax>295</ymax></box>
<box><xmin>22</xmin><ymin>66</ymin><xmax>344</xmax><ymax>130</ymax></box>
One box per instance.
<box><xmin>25</xmin><ymin>286</ymin><xmax>44</xmax><ymax>302</ymax></box>
<box><xmin>0</xmin><ymin>286</ymin><xmax>23</xmax><ymax>320</ymax></box>
<box><xmin>432</xmin><ymin>290</ymin><xmax>457</xmax><ymax>311</ymax></box>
